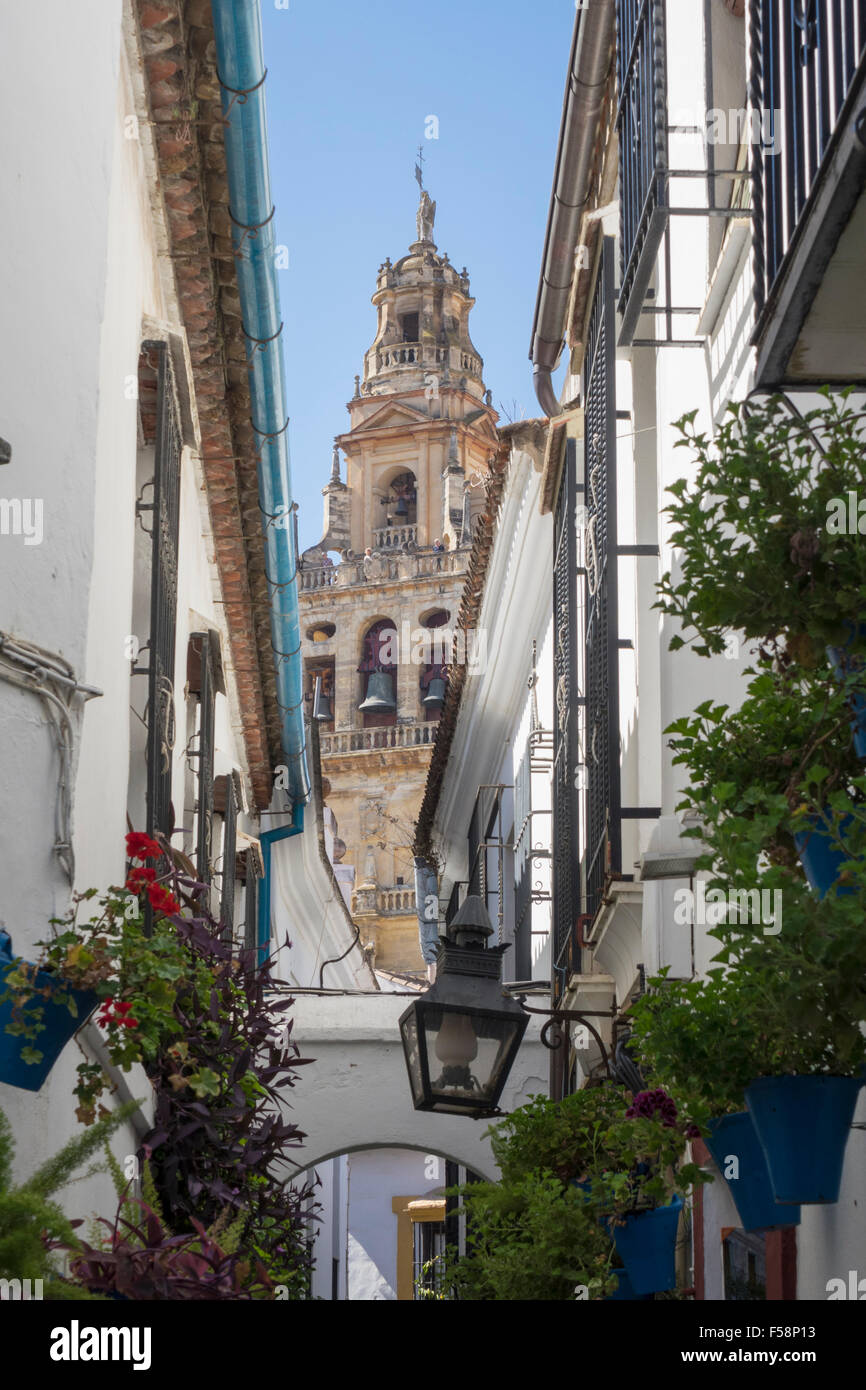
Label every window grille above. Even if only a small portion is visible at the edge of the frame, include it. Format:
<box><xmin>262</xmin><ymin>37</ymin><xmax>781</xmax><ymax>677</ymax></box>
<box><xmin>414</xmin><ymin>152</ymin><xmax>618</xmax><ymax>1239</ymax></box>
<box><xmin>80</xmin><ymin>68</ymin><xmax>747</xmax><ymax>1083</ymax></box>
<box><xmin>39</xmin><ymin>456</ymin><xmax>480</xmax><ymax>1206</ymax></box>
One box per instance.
<box><xmin>143</xmin><ymin>340</ymin><xmax>181</xmax><ymax>842</ymax></box>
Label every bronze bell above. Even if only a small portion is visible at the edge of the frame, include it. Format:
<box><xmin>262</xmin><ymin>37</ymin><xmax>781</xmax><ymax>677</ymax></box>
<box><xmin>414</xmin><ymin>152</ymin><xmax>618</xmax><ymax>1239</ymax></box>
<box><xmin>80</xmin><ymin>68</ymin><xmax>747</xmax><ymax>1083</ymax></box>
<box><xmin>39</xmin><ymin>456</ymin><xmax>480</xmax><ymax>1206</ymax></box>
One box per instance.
<box><xmin>359</xmin><ymin>670</ymin><xmax>396</xmax><ymax>713</ymax></box>
<box><xmin>312</xmin><ymin>676</ymin><xmax>332</xmax><ymax>722</ymax></box>
<box><xmin>394</xmin><ymin>494</ymin><xmax>409</xmax><ymax>518</ymax></box>
<box><xmin>422</xmin><ymin>676</ymin><xmax>446</xmax><ymax>707</ymax></box>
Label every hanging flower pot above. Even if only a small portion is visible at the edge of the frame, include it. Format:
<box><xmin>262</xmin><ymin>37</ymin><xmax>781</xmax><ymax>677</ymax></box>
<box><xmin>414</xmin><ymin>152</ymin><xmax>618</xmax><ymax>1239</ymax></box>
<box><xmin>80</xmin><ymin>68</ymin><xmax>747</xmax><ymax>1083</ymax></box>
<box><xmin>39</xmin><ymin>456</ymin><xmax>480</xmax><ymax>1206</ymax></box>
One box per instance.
<box><xmin>0</xmin><ymin>933</ymin><xmax>98</xmax><ymax>1092</ymax></box>
<box><xmin>793</xmin><ymin>814</ymin><xmax>855</xmax><ymax>898</ymax></box>
<box><xmin>745</xmin><ymin>1075</ymin><xmax>863</xmax><ymax>1205</ymax></box>
<box><xmin>609</xmin><ymin>1193</ymin><xmax>683</xmax><ymax>1296</ymax></box>
<box><xmin>827</xmin><ymin>621</ymin><xmax>866</xmax><ymax>758</ymax></box>
<box><xmin>704</xmin><ymin>1111</ymin><xmax>800</xmax><ymax>1231</ymax></box>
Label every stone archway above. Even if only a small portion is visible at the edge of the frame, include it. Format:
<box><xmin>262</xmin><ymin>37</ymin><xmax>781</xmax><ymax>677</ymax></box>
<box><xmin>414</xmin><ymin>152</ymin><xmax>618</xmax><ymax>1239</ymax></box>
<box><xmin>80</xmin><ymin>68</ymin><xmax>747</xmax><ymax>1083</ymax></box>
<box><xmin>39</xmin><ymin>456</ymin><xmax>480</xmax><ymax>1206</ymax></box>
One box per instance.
<box><xmin>280</xmin><ymin>993</ymin><xmax>547</xmax><ymax>1182</ymax></box>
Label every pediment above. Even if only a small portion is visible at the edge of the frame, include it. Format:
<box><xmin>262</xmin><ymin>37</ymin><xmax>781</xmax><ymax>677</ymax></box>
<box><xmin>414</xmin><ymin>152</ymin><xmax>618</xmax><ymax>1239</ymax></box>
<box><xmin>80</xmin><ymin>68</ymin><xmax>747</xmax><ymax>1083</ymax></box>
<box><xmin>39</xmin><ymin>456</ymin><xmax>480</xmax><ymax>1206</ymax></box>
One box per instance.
<box><xmin>351</xmin><ymin>401</ymin><xmax>429</xmax><ymax>433</ymax></box>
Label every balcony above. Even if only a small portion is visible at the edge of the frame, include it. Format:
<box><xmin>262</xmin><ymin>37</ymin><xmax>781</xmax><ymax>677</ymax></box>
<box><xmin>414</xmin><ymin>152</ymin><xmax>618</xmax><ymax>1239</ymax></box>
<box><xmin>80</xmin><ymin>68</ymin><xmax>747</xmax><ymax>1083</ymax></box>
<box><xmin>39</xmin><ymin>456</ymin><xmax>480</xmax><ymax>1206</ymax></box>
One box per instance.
<box><xmin>319</xmin><ymin>721</ymin><xmax>437</xmax><ymax>757</ymax></box>
<box><xmin>368</xmin><ymin>342</ymin><xmax>483</xmax><ymax>381</ymax></box>
<box><xmin>372</xmin><ymin>524</ymin><xmax>417</xmax><ymax>549</ymax></box>
<box><xmin>377</xmin><ymin>886</ymin><xmax>417</xmax><ymax>915</ymax></box>
<box><xmin>299</xmin><ymin>546</ymin><xmax>466</xmax><ymax>594</ymax></box>
<box><xmin>751</xmin><ymin>0</ymin><xmax>866</xmax><ymax>383</ymax></box>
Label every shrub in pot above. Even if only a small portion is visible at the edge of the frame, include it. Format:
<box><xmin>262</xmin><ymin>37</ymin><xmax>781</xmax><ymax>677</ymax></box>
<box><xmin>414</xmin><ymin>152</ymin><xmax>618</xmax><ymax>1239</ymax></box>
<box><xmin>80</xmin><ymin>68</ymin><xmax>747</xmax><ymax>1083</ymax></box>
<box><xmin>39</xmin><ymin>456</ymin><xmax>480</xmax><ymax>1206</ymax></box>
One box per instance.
<box><xmin>485</xmin><ymin>1085</ymin><xmax>704</xmax><ymax>1295</ymax></box>
<box><xmin>657</xmin><ymin>392</ymin><xmax>866</xmax><ymax>666</ymax></box>
<box><xmin>630</xmin><ymin>970</ymin><xmax>800</xmax><ymax>1230</ymax></box>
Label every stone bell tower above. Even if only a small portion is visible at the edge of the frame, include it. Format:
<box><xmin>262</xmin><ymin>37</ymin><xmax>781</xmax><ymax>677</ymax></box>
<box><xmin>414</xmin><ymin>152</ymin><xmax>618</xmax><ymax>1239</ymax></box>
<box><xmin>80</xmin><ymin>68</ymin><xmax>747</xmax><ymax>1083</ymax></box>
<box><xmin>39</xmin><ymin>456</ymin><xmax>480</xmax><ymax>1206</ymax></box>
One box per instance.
<box><xmin>299</xmin><ymin>187</ymin><xmax>499</xmax><ymax>977</ymax></box>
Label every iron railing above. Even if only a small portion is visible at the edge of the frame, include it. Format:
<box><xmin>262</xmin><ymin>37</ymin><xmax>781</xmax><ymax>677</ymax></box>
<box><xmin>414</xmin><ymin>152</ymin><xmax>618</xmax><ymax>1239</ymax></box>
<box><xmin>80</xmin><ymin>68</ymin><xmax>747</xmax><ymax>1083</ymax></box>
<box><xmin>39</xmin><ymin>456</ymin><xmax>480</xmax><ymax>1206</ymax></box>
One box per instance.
<box><xmin>751</xmin><ymin>0</ymin><xmax>866</xmax><ymax>319</ymax></box>
<box><xmin>143</xmin><ymin>341</ymin><xmax>181</xmax><ymax>842</ymax></box>
<box><xmin>583</xmin><ymin>240</ymin><xmax>621</xmax><ymax>923</ymax></box>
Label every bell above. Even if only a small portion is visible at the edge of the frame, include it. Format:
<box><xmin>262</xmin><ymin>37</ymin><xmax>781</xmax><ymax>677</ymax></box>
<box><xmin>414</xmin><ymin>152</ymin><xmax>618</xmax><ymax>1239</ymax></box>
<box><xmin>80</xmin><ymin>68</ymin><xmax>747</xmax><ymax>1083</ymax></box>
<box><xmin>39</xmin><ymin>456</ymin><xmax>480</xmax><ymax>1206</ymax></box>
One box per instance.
<box><xmin>359</xmin><ymin>671</ymin><xmax>396</xmax><ymax>713</ymax></box>
<box><xmin>394</xmin><ymin>494</ymin><xmax>409</xmax><ymax>518</ymax></box>
<box><xmin>312</xmin><ymin>677</ymin><xmax>332</xmax><ymax>722</ymax></box>
<box><xmin>422</xmin><ymin>676</ymin><xmax>446</xmax><ymax>707</ymax></box>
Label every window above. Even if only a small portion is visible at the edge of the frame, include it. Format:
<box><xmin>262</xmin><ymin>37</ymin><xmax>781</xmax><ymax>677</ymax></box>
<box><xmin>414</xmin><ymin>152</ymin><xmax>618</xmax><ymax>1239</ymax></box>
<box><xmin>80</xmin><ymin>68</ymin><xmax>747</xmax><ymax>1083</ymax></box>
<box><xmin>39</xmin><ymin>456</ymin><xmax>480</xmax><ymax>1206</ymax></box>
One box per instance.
<box><xmin>401</xmin><ymin>312</ymin><xmax>419</xmax><ymax>343</ymax></box>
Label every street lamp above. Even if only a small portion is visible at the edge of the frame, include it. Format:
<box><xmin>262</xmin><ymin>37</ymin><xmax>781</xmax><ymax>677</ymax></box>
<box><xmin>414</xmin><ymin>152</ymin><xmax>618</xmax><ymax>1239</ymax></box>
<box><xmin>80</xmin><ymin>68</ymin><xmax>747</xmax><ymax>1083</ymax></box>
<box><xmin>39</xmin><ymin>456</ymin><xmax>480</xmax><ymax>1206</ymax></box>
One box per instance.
<box><xmin>398</xmin><ymin>896</ymin><xmax>528</xmax><ymax>1118</ymax></box>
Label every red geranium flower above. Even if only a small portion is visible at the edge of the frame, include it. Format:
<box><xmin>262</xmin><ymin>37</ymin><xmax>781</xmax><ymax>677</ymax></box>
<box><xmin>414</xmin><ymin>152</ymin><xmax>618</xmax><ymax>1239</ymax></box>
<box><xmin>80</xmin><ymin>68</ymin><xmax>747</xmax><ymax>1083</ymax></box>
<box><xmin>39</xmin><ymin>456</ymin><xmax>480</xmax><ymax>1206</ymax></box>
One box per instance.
<box><xmin>126</xmin><ymin>867</ymin><xmax>158</xmax><ymax>895</ymax></box>
<box><xmin>126</xmin><ymin>832</ymin><xmax>163</xmax><ymax>862</ymax></box>
<box><xmin>146</xmin><ymin>882</ymin><xmax>180</xmax><ymax>916</ymax></box>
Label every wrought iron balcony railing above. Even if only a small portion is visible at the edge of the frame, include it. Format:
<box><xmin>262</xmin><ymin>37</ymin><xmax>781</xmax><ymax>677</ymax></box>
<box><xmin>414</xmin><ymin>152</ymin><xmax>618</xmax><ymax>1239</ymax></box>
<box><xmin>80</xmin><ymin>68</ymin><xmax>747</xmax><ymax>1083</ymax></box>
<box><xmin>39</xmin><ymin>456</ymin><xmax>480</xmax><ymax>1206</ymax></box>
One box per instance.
<box><xmin>751</xmin><ymin>0</ymin><xmax>866</xmax><ymax>321</ymax></box>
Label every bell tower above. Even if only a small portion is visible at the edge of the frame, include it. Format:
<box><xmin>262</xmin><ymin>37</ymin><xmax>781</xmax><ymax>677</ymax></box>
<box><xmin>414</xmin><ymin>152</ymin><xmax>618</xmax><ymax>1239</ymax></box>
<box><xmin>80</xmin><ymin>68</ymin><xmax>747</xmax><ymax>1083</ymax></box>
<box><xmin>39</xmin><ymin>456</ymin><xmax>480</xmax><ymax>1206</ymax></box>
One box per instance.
<box><xmin>299</xmin><ymin>188</ymin><xmax>499</xmax><ymax>977</ymax></box>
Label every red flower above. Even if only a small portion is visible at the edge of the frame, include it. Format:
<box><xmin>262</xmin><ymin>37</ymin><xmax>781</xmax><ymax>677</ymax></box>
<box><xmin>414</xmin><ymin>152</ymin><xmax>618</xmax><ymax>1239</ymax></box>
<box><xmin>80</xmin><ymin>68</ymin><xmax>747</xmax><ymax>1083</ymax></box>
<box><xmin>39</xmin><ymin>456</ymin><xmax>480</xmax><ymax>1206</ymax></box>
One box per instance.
<box><xmin>126</xmin><ymin>867</ymin><xmax>157</xmax><ymax>895</ymax></box>
<box><xmin>146</xmin><ymin>882</ymin><xmax>180</xmax><ymax>916</ymax></box>
<box><xmin>126</xmin><ymin>832</ymin><xmax>163</xmax><ymax>862</ymax></box>
<box><xmin>124</xmin><ymin>1016</ymin><xmax>139</xmax><ymax>1029</ymax></box>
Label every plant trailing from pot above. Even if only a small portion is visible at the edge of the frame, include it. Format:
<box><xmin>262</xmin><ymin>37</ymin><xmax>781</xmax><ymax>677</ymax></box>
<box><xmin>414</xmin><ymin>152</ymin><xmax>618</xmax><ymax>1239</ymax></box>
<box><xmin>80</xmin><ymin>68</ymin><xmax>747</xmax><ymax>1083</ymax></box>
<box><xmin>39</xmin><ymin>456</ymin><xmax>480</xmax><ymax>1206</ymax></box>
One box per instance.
<box><xmin>479</xmin><ymin>1085</ymin><xmax>704</xmax><ymax>1296</ymax></box>
<box><xmin>0</xmin><ymin>1101</ymin><xmax>139</xmax><ymax>1299</ymax></box>
<box><xmin>629</xmin><ymin>968</ymin><xmax>802</xmax><ymax>1230</ymax></box>
<box><xmin>657</xmin><ymin>391</ymin><xmax>866</xmax><ymax>665</ymax></box>
<box><xmin>442</xmin><ymin>1171</ymin><xmax>618</xmax><ymax>1302</ymax></box>
<box><xmin>123</xmin><ymin>846</ymin><xmax>317</xmax><ymax>1295</ymax></box>
<box><xmin>0</xmin><ymin>832</ymin><xmax>212</xmax><ymax>1108</ymax></box>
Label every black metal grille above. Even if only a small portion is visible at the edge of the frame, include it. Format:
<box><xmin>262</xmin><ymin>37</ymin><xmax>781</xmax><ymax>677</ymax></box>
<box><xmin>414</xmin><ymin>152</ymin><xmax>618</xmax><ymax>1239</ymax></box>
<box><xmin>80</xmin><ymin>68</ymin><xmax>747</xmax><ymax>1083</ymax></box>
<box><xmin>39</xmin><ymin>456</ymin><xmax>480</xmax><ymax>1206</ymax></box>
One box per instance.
<box><xmin>751</xmin><ymin>0</ymin><xmax>866</xmax><ymax>318</ymax></box>
<box><xmin>192</xmin><ymin>632</ymin><xmax>216</xmax><ymax>884</ymax></box>
<box><xmin>244</xmin><ymin>848</ymin><xmax>260</xmax><ymax>955</ymax></box>
<box><xmin>583</xmin><ymin>239</ymin><xmax>621</xmax><ymax>923</ymax></box>
<box><xmin>144</xmin><ymin>341</ymin><xmax>181</xmax><ymax>842</ymax></box>
<box><xmin>616</xmin><ymin>0</ymin><xmax>669</xmax><ymax>341</ymax></box>
<box><xmin>552</xmin><ymin>439</ymin><xmax>581</xmax><ymax>973</ymax></box>
<box><xmin>219</xmin><ymin>775</ymin><xmax>238</xmax><ymax>939</ymax></box>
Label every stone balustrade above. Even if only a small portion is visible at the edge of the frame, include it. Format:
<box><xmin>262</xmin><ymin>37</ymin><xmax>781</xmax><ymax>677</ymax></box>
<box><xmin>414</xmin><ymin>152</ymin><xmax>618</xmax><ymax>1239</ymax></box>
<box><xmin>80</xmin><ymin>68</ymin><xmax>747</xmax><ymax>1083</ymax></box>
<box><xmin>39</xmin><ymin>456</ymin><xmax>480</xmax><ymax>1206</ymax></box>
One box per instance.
<box><xmin>319</xmin><ymin>721</ymin><xmax>437</xmax><ymax>756</ymax></box>
<box><xmin>300</xmin><ymin>546</ymin><xmax>465</xmax><ymax>593</ymax></box>
<box><xmin>373</xmin><ymin>524</ymin><xmax>417</xmax><ymax>550</ymax></box>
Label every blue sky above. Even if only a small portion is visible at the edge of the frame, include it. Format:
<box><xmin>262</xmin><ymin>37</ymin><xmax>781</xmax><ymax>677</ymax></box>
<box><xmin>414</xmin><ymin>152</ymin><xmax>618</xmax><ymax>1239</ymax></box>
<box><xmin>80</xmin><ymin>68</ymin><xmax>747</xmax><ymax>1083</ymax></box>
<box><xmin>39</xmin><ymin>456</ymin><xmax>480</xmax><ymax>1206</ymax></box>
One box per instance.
<box><xmin>260</xmin><ymin>0</ymin><xmax>575</xmax><ymax>551</ymax></box>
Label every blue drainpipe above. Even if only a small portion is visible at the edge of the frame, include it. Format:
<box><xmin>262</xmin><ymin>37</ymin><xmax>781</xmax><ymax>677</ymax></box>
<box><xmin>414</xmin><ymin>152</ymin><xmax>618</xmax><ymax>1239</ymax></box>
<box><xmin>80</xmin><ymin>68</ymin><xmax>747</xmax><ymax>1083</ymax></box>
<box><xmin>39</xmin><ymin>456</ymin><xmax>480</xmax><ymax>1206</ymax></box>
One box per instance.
<box><xmin>211</xmin><ymin>0</ymin><xmax>310</xmax><ymax>809</ymax></box>
<box><xmin>257</xmin><ymin>803</ymin><xmax>304</xmax><ymax>967</ymax></box>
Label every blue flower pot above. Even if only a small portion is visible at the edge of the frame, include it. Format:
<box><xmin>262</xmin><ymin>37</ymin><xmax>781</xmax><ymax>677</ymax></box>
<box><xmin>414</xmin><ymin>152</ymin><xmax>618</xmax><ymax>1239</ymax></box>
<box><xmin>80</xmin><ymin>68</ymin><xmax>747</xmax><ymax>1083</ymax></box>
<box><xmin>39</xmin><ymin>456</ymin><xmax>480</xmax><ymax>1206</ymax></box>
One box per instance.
<box><xmin>793</xmin><ymin>814</ymin><xmax>855</xmax><ymax>898</ymax></box>
<box><xmin>606</xmin><ymin>1268</ymin><xmax>653</xmax><ymax>1301</ymax></box>
<box><xmin>610</xmin><ymin>1193</ymin><xmax>683</xmax><ymax>1295</ymax></box>
<box><xmin>827</xmin><ymin>621</ymin><xmax>866</xmax><ymax>758</ymax></box>
<box><xmin>704</xmin><ymin>1112</ymin><xmax>800</xmax><ymax>1231</ymax></box>
<box><xmin>0</xmin><ymin>932</ymin><xmax>98</xmax><ymax>1091</ymax></box>
<box><xmin>745</xmin><ymin>1074</ymin><xmax>864</xmax><ymax>1205</ymax></box>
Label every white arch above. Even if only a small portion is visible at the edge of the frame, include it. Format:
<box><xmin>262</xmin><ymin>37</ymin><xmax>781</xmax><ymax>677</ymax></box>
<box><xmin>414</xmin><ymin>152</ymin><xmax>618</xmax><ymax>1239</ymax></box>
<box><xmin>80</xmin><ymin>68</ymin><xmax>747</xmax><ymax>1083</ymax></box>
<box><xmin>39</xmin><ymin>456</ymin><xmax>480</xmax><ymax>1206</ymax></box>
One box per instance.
<box><xmin>279</xmin><ymin>994</ymin><xmax>547</xmax><ymax>1182</ymax></box>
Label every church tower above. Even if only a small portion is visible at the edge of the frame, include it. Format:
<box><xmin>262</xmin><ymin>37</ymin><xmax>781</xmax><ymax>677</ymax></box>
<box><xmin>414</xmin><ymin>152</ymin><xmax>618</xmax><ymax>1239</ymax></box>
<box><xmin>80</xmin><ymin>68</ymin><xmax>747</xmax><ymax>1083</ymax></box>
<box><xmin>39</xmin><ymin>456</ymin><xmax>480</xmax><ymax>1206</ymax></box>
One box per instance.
<box><xmin>299</xmin><ymin>187</ymin><xmax>499</xmax><ymax>976</ymax></box>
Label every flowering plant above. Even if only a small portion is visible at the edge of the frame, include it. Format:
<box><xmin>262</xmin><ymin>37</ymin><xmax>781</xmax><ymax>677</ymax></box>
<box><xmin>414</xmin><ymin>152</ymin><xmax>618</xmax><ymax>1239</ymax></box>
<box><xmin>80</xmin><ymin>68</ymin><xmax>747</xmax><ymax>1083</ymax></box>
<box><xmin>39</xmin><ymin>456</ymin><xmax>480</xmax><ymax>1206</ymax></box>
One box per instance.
<box><xmin>0</xmin><ymin>831</ymin><xmax>215</xmax><ymax>1121</ymax></box>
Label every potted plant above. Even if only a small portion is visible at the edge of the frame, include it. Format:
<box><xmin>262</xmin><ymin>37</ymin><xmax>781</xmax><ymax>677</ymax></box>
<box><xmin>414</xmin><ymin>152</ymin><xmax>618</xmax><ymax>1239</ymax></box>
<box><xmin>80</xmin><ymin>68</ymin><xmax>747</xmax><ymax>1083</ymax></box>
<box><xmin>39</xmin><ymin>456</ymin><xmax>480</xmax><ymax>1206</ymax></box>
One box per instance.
<box><xmin>486</xmin><ymin>1085</ymin><xmax>703</xmax><ymax>1296</ymax></box>
<box><xmin>441</xmin><ymin>1170</ymin><xmax>618</xmax><ymax>1302</ymax></box>
<box><xmin>630</xmin><ymin>969</ymin><xmax>801</xmax><ymax>1231</ymax></box>
<box><xmin>657</xmin><ymin>392</ymin><xmax>866</xmax><ymax>666</ymax></box>
<box><xmin>0</xmin><ymin>833</ymin><xmax>206</xmax><ymax>1108</ymax></box>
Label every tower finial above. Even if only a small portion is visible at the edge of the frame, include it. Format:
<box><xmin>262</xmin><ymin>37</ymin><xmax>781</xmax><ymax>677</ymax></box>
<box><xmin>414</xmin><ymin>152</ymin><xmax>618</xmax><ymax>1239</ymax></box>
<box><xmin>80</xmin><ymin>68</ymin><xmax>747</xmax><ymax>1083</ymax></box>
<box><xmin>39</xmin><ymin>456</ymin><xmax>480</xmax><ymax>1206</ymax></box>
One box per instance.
<box><xmin>330</xmin><ymin>446</ymin><xmax>341</xmax><ymax>485</ymax></box>
<box><xmin>415</xmin><ymin>143</ymin><xmax>425</xmax><ymax>192</ymax></box>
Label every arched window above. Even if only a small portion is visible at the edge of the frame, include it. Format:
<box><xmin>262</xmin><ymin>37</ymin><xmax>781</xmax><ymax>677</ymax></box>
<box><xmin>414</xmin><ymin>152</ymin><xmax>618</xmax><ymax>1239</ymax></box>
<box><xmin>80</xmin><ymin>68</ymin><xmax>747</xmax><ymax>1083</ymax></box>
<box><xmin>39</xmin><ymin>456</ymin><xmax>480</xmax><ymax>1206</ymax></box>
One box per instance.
<box><xmin>358</xmin><ymin>619</ymin><xmax>398</xmax><ymax>727</ymax></box>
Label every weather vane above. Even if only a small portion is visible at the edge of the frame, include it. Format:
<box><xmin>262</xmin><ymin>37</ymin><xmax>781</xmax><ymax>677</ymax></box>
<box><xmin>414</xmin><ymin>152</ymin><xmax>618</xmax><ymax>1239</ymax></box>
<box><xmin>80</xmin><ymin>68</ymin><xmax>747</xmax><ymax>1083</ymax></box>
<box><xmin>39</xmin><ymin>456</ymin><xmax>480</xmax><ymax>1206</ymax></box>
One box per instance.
<box><xmin>415</xmin><ymin>143</ymin><xmax>425</xmax><ymax>191</ymax></box>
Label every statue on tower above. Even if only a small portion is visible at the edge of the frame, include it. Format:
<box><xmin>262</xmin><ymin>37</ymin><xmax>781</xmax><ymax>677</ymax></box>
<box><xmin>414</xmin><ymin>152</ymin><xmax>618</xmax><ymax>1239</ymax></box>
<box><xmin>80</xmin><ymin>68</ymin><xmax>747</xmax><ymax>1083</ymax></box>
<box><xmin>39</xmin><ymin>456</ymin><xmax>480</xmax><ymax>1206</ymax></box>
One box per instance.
<box><xmin>416</xmin><ymin>189</ymin><xmax>436</xmax><ymax>242</ymax></box>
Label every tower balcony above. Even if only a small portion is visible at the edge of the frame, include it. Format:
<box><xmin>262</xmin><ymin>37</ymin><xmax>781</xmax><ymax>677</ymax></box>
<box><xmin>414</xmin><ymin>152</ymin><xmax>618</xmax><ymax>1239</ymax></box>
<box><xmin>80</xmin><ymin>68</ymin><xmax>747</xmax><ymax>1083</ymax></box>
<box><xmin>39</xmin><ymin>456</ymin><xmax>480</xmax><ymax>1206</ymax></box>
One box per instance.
<box><xmin>320</xmin><ymin>721</ymin><xmax>437</xmax><ymax>757</ymax></box>
<box><xmin>373</xmin><ymin>524</ymin><xmax>417</xmax><ymax>549</ymax></box>
<box><xmin>364</xmin><ymin>341</ymin><xmax>483</xmax><ymax>388</ymax></box>
<box><xmin>299</xmin><ymin>545</ymin><xmax>468</xmax><ymax>593</ymax></box>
